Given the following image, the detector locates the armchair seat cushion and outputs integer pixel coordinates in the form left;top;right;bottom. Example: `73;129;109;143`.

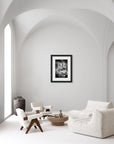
27;113;43;121
69;110;92;119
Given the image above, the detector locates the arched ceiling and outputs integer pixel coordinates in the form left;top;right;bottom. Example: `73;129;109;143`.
0;0;114;54
21;12;100;49
13;9;99;47
11;9;114;51
0;0;114;28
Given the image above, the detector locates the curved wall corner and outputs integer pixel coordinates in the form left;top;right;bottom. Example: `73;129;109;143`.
107;42;114;103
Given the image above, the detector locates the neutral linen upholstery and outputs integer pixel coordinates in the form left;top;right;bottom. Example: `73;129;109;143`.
31;102;44;111
68;100;114;138
99;109;114;137
69;100;113;119
43;105;52;114
16;108;28;128
85;100;113;111
31;102;52;116
16;108;43;129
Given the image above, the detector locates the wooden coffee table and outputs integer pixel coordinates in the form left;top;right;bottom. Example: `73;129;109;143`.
48;115;68;126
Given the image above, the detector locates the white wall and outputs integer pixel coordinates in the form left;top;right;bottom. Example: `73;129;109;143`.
11;9;114;111
0;29;4;122
108;43;114;103
0;0;114;122
16;21;106;111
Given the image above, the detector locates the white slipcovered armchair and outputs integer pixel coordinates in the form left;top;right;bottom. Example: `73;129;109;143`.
16;108;43;134
68;100;114;138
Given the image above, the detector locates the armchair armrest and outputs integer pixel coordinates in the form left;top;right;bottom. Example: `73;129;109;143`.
99;109;114;132
27;113;43;121
91;109;114;123
90;108;114;138
25;111;36;116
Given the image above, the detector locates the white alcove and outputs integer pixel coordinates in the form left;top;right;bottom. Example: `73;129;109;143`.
108;42;114;103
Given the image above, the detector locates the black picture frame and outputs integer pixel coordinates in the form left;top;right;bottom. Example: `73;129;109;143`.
51;55;72;82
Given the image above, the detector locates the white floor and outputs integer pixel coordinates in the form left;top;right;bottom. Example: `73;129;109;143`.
0;115;114;144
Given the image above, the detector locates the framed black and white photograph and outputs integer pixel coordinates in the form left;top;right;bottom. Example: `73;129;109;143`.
51;55;72;82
